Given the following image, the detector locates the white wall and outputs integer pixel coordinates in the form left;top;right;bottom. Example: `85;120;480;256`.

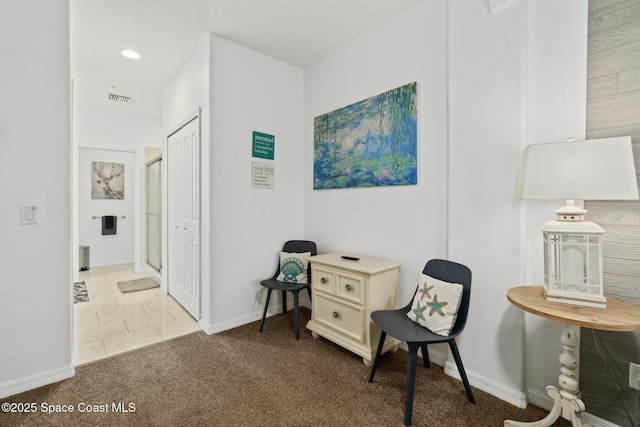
73;103;162;151
448;0;529;404
305;0;588;409
77;148;136;266
449;0;587;408
304;0;449;307
0;0;73;397
207;35;305;331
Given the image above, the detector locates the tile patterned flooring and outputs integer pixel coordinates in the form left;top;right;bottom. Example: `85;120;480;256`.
74;264;199;366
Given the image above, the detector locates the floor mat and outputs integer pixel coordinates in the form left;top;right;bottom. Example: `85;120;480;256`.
73;281;89;304
117;277;159;293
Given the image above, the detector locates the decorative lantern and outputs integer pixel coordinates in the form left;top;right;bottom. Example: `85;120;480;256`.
517;136;639;308
541;202;605;307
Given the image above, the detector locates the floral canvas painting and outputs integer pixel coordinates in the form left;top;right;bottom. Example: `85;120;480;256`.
314;82;417;189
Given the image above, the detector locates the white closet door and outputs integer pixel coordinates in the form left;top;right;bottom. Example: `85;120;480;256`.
167;115;200;319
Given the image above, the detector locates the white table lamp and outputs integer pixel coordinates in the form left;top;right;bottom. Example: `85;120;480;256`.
517;136;639;308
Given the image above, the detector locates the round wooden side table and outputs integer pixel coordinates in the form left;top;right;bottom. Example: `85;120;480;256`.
505;286;640;427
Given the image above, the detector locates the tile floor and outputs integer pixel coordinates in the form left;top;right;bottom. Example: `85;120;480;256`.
74;263;200;366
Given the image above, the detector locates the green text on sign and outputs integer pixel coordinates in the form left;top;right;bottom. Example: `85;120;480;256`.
252;131;275;160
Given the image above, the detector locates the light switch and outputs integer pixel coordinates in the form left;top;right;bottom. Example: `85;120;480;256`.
21;205;38;225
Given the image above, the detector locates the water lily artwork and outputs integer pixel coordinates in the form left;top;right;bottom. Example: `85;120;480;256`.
314;82;417;189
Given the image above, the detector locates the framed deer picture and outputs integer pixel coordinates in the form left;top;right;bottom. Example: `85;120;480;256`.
92;161;125;200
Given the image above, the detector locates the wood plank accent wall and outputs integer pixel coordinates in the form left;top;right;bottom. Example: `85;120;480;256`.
581;1;640;426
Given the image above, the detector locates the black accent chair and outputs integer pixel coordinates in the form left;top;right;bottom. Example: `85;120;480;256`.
368;258;475;426
258;240;317;340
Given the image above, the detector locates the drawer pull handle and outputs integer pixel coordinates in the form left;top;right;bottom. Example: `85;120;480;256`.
345;284;351;292
321;277;327;284
333;311;339;318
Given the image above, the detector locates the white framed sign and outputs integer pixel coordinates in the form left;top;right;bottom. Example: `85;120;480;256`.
252;162;274;189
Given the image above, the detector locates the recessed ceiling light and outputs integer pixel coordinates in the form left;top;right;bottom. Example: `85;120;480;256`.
121;49;141;59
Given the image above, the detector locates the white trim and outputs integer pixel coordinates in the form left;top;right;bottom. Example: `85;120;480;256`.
200;314;257;335
443;356;527;408
392;345;528;408
76;144;137;154
0;365;74;399
200;300;308;335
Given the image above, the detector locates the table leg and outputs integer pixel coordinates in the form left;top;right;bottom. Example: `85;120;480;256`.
504;324;591;427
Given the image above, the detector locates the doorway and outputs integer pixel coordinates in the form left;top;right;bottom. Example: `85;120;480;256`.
69;1;206;366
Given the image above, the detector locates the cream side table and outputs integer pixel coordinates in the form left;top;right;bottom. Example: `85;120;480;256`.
505;286;640;427
306;252;401;366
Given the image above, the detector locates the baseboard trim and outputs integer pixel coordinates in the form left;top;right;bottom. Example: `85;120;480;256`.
0;364;74;399
200;312;257;335
200;301;306;335
438;351;527;408
443;357;527;408
395;343;527;408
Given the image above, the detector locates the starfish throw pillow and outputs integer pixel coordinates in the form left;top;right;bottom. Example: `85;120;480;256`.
276;252;311;283
407;274;464;336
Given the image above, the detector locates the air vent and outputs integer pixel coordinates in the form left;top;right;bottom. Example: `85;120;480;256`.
107;93;132;103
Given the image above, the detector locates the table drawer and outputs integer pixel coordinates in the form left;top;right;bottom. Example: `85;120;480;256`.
336;272;364;304
313;266;335;294
314;293;363;341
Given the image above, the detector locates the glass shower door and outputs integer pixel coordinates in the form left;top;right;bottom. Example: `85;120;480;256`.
146;158;162;272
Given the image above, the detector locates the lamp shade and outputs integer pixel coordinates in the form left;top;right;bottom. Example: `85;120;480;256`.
517;136;639;201
518;136;638;308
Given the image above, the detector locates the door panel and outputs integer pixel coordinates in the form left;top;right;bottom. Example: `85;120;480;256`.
167;115;200;319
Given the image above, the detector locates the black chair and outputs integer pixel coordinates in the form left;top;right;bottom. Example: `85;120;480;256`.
258;240;317;340
368;258;475;426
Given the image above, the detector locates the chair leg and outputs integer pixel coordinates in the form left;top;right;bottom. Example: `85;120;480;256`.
420;344;430;368
404;343;420;426
448;340;475;404
259;288;273;332
368;331;387;383
293;291;300;340
306;286;312;301
282;290;287;314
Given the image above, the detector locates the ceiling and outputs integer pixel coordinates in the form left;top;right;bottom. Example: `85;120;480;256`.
71;0;421;118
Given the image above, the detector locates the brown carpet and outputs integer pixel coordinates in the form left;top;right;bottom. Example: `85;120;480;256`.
4;309;570;426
